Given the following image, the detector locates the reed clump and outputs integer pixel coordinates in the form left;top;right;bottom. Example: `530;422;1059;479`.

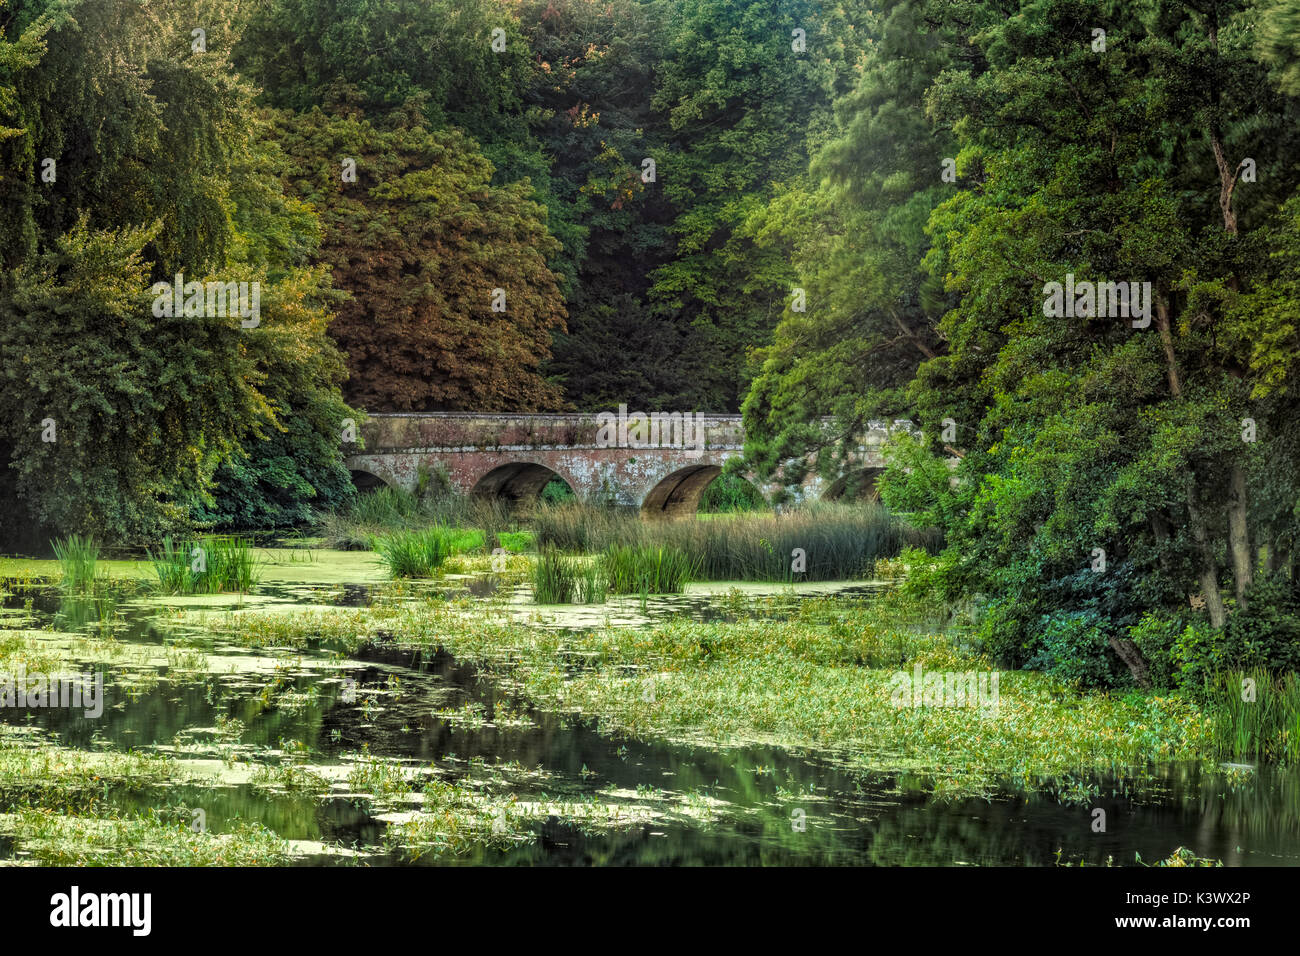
52;535;101;591
531;546;607;604
533;502;935;581
602;544;696;595
149;535;259;594
1206;669;1300;760
371;527;462;578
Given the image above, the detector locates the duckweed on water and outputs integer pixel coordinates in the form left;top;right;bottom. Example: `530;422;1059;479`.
211;588;1213;797
0;808;294;866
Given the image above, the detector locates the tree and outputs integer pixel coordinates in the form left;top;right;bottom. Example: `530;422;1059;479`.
743;0;973;484
0;219;270;541
0;0;359;540
742;0;1300;686
903;0;1300;678
274;101;568;411
648;0;872;409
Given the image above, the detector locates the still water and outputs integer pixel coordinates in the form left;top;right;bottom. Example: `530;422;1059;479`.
3;566;1298;866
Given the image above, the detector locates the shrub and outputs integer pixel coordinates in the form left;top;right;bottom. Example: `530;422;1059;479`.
1028;610;1125;689
540;479;575;504
1221;575;1300;672
1128;612;1185;691
974;595;1038;669
698;473;765;513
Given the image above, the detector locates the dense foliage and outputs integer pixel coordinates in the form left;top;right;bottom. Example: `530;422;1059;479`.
4;0;1300;700
0;0;355;540
747;0;1300;689
234;0;874;411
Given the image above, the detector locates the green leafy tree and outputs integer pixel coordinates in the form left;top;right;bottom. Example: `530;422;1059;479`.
0;220;270;540
648;0;872;409
743;0;973;484
0;0;359;539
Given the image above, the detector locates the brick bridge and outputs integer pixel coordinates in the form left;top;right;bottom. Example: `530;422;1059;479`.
344;413;907;517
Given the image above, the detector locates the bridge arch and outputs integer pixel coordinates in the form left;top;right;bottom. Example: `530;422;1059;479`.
822;467;886;502
470;461;577;504
348;468;392;493
641;464;724;518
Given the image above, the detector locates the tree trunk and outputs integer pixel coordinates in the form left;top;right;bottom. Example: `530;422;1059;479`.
1150;513;1172;572
1210;124;1255;612
1188;495;1228;629
1210;130;1240;236
1109;635;1152;689
1271;535;1293;580
1227;463;1252;608
1155;296;1227;628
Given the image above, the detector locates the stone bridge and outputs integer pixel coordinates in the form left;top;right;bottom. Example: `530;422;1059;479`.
344;412;908;517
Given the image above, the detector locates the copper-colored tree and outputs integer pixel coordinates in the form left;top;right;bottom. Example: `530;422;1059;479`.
276;102;568;411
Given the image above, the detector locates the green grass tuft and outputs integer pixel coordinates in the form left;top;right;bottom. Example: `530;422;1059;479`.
602;544;696;594
51;535;100;591
372;527;458;578
149;535;259;594
531;546;607;604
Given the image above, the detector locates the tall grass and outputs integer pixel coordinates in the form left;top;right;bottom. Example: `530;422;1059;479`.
1207;669;1300;760
602;544;696;594
350;486;424;526
319;486;515;551
51;535;100;591
530;503;639;554
372;527;459;578
533;502;936;581
149;535;259;594
531;547;606;604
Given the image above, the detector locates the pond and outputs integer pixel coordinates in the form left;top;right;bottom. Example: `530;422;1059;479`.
2;550;1298;866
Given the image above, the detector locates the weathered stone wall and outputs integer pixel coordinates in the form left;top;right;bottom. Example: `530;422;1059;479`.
353;412;745;453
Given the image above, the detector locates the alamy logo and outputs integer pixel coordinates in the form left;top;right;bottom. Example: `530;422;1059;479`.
1042;273;1151;328
889;664;999;713
151;272;260;327
0;665;103;718
50;886;151;936
595;404;705;458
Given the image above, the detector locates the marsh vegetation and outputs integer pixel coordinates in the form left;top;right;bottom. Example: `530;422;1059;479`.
1;495;1295;867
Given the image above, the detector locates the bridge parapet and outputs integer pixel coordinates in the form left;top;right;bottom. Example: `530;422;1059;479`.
355;411;746;453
